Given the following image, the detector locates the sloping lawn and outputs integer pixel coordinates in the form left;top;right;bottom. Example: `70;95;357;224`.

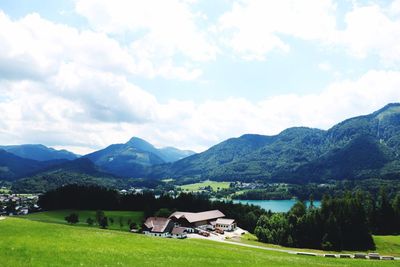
232;233;400;257
0;218;397;267
373;235;400;257
21;210;144;231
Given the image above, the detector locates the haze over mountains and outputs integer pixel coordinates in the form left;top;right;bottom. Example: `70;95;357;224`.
1;103;400;192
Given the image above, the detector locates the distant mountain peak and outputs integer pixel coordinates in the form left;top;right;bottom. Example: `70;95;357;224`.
127;136;149;144
84;137;195;177
126;137;156;150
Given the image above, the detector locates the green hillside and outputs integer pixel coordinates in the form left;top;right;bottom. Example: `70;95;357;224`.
21;210;144;231
0;218;396;267
11;159;121;193
155;103;400;183
234;233;400;257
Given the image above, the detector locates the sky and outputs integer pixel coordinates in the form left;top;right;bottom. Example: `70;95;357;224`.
1;0;400;154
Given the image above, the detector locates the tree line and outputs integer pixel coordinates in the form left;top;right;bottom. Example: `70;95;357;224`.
255;189;400;251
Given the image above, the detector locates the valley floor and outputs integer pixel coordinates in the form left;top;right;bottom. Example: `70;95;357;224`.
0;217;398;267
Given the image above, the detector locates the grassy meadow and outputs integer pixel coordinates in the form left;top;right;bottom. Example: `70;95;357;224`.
180;180;230;192
372;235;400;257
233;233;400;257
21;210;144;231
0;187;11;194
0;217;397;267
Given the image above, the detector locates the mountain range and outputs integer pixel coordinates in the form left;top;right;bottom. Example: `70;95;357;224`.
0;137;195;191
1;103;400;192
152;103;400;183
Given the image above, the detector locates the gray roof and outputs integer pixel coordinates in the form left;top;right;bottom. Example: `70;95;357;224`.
169;210;225;223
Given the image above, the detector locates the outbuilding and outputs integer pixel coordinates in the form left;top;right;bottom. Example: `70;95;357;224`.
215;218;237;231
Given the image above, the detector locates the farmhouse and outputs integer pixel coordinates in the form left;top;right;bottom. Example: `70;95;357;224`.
142;210;236;238
142;217;174;237
169;210;225;228
215;218;236;231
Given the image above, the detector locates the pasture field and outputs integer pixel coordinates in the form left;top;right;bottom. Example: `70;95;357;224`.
233;233;400;257
0;217;397;267
180;180;230;192
21;210;144;231
0;187;10;194
372;235;400;257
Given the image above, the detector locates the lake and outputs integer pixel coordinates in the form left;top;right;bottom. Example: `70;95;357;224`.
232;199;321;213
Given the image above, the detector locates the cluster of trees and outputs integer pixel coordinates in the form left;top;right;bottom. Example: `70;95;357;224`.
255;189;400;251
230;179;400;201
39;185;267;232
64;211;109;228
289;179;400;201
64;210;139;230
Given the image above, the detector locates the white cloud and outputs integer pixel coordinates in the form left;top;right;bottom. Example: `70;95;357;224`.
218;0;337;60
0;10;205;81
1;2;400;155
218;0;400;64
75;0;218;79
336;4;400;64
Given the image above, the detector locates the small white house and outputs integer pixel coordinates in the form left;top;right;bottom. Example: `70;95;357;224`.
215;218;236;231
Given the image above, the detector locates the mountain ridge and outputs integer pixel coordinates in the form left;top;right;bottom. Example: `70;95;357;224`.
152;103;400;182
0;144;78;161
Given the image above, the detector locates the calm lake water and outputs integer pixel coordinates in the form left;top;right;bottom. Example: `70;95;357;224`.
232;199;321;213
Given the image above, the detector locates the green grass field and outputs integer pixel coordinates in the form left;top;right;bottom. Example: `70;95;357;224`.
0;217;397;267
233;233;400;257
372;235;400;257
0;187;10;194
21;210;144;231
180;180;230;192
